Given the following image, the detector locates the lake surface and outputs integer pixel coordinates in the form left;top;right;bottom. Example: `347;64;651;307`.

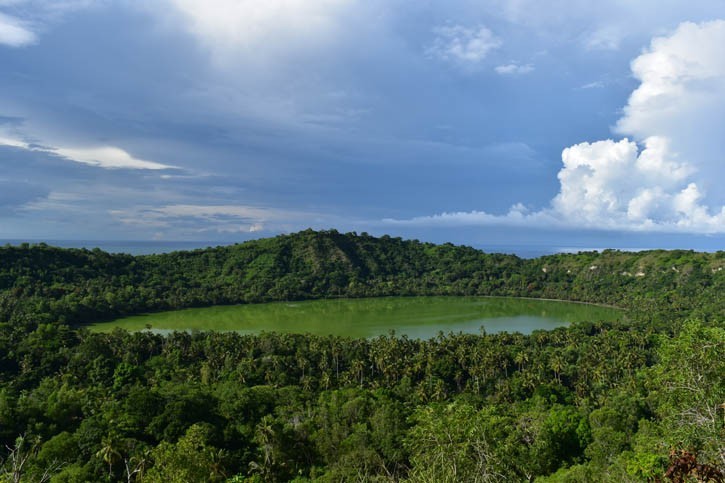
89;296;622;339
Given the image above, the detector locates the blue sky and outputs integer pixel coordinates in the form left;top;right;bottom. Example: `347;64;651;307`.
0;0;724;250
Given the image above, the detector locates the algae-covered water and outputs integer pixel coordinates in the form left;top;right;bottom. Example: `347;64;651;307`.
89;296;622;339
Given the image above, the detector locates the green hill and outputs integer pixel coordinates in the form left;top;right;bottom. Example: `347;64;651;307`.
1;229;722;329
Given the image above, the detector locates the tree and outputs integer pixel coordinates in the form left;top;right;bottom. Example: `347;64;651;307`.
1;433;60;483
405;402;507;482
632;321;725;474
95;435;122;480
145;424;226;483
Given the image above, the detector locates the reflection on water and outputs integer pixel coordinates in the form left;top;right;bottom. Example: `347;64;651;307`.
90;296;623;339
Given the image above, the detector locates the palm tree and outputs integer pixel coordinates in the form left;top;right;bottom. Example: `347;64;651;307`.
351;359;365;387
96;436;122;480
514;350;529;372
320;370;332;390
549;353;565;384
252;415;276;480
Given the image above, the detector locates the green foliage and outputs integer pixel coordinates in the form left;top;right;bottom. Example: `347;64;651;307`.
145;424;226;483
405;401;507;482
635;321;725;470
0;230;722;481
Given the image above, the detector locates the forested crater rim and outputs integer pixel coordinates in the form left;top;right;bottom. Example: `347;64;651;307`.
1;229;720;330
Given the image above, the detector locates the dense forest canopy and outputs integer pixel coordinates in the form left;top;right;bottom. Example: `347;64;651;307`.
0;230;723;482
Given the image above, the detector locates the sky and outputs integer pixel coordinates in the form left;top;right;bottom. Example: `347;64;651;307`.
0;0;724;250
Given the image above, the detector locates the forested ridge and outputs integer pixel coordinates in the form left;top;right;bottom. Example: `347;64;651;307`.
0;229;723;482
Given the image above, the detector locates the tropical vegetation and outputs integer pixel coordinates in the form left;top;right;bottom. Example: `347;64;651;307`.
0;229;722;481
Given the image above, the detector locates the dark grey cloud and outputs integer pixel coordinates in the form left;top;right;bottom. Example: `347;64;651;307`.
0;1;723;246
0;179;47;209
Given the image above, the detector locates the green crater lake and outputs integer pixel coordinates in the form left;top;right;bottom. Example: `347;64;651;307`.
89;297;622;339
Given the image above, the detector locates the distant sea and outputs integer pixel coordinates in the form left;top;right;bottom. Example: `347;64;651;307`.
0;240;225;256
0;239;657;259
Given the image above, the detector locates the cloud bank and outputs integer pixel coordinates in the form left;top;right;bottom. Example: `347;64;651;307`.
552;136;723;231
386;20;725;233
111;203;331;235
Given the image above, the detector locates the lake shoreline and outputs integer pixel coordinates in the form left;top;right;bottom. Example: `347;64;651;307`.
478;295;622;310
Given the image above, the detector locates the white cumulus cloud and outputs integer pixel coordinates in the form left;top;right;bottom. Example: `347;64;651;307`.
616;20;725;201
427;24;502;66
385;20;725;234
552;136;723;230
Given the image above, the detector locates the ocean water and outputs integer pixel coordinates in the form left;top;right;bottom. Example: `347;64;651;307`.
0;239;226;256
